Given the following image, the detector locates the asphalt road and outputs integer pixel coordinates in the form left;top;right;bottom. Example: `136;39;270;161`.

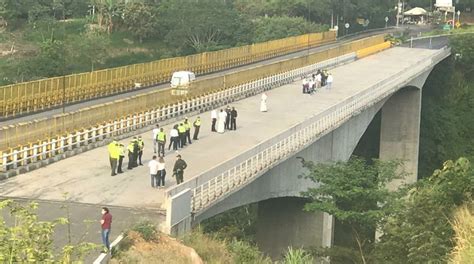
1;27;413;127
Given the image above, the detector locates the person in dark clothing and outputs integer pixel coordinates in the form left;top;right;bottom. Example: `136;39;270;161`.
225;106;231;130
132;137;139;168
173;155;187;184
321;70;327;87
127;141;135;169
230;107;238;130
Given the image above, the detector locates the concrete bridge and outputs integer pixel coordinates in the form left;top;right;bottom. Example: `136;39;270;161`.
0;44;450;258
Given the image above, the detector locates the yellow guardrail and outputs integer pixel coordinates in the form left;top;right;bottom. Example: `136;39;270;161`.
0;35;386;153
0;31;336;118
356;41;392;58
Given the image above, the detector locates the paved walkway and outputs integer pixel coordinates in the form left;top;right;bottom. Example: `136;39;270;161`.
0;47;439;210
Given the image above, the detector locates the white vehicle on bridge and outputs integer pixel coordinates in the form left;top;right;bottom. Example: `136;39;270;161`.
170;71;196;88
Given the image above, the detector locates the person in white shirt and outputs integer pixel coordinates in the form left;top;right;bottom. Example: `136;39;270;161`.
152;124;160;154
260;93;268;112
156;157;166;188
148;155;160;188
168;125;179;151
211;110;217;132
302;78;308;94
315;73;322;89
326;74;333;90
217;109;227;133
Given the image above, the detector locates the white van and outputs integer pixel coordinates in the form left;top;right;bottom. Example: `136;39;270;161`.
170;71;196;88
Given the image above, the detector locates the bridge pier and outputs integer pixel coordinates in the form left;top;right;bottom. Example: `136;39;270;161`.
380;87;422;189
256;197;333;260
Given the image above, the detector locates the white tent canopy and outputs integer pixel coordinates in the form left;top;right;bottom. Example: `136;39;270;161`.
404;7;428;16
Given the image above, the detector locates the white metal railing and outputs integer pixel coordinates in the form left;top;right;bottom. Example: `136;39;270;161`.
165;47;451;218
0;53;356;173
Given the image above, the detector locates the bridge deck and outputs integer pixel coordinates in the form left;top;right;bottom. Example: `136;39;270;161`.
0;47;439;209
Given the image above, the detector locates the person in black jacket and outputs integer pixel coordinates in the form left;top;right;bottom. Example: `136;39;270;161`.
225;106;232;130
230;107;238;130
173;155;187;184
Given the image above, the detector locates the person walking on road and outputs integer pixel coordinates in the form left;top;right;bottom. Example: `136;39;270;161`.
193;117;201;140
178;123;186;148
211;110;217;132
260;93;268;112
148;155;159;188
326;73;333;90
173;154;187;184
169;125;179;151
117;143;125;174
157;156;166;188
217;109;226;133
107;139;119;176
184;118;192;145
137;136;144;166
100;207;112;253
230;107;238;130
152;125;160;154
156;128;166;156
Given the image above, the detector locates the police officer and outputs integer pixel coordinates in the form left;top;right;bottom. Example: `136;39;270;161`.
127;140;135;169
131;137;139;168
184;118;192;145
117;143;125;173
137;136;144;166
107;139;119;176
177;123;186;148
173;154;187;184
156;128;166;156
193;117;201;140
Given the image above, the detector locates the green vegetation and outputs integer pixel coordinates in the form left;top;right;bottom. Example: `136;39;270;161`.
0;199;97;262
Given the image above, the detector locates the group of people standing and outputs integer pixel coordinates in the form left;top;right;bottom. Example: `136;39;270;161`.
211;105;238;133
107;136;144;176
152;116;202;156
302;69;333;94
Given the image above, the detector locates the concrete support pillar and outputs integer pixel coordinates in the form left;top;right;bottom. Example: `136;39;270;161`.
379;87;421;190
256;197;327;260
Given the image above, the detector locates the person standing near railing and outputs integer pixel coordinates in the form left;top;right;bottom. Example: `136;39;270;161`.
326;73;333;90
260;93;268;112
127;140;135;170
173;154;187;184
107;139;119;176
178;123;186;147
157;156;166;188
230;107;238;130
100;207;112;253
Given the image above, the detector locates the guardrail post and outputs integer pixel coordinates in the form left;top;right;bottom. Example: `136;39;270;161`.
1;152;7;172
12;150;18;169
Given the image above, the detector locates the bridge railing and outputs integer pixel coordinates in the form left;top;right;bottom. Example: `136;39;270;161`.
164;47;451;229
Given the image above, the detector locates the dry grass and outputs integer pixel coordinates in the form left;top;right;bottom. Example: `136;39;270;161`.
110;231;203;264
450;204;474;264
181;231;234;264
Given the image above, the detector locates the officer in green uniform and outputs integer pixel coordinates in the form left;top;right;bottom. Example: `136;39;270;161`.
156;128;166;156
107;139;119;176
177;123;186;148
184;118;192;145
137;136;144;166
127;141;135;169
193;117;201;140
117;143;125;173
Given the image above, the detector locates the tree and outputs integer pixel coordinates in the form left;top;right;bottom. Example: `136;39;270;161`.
67;30;110;72
0;200;97;262
92;0;124;34
373;157;474;263
123;2;157;43
300;157;403;264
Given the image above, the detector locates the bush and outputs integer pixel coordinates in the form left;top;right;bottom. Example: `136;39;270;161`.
228;239;272;264
131;220;157;242
181;231;233;264
282;247;314;264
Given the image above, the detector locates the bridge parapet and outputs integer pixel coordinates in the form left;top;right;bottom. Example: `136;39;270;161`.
163;47;451;234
